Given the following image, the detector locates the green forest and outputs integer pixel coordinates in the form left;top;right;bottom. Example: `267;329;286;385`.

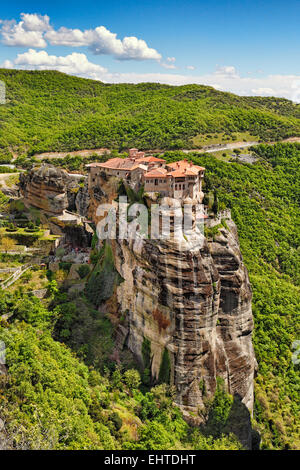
0;69;300;156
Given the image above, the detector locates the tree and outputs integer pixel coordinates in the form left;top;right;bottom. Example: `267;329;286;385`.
212;191;219;215
77;264;90;279
202;193;210;207
123;369;141;391
1;237;16;253
158;348;171;384
55;269;67;282
22;271;32;283
110;412;122;432
111;367;123;390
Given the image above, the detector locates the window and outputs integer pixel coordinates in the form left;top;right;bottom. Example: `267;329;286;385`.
182;184;185;189
155;179;158;185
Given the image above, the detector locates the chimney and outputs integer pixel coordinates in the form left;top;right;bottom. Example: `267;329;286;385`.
129;148;138;158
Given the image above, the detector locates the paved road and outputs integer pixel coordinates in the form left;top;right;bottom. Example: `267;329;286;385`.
182;141;259;154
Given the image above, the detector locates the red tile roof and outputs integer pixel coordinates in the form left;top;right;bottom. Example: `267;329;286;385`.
144;167;168;178
87;158;134;170
138;156;165;163
167;160;205;172
167;170;187;178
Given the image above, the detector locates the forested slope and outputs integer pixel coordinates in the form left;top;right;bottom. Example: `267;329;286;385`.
0;69;299;155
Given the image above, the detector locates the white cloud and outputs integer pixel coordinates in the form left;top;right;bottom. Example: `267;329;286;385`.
0;13;161;61
14;49;107;79
187;65;195;70
160;56;176;69
5;51;300;102
215;65;239;78
20;13;51;32
45;25;161;60
0;13;50;47
161;62;176;69
0;59;13;68
251;87;276;95
44;27;91;47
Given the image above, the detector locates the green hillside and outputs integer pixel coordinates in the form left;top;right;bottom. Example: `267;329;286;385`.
0;69;300;156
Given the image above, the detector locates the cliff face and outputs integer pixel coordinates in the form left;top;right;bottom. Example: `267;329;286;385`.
75;180;90;217
19;164;82;215
19;165;69;215
111;217;256;416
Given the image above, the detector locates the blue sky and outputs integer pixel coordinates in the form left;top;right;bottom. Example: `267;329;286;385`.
0;1;299;100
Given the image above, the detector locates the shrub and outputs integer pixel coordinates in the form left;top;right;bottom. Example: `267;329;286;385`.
110;412;123;433
158;348;171;385
77;264;90;279
123;369;141;390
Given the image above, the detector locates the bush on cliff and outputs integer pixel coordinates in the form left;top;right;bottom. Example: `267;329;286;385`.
85;242;123;308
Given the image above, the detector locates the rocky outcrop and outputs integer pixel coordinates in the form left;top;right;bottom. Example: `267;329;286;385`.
19;164;83;215
19;164;69;215
110;215;256;417
0;184;19;198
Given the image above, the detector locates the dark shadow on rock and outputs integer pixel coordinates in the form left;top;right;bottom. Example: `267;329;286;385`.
224;394;261;450
202;393;261;450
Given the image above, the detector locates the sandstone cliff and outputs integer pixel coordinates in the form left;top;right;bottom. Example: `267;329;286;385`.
111;216;256;415
19;164;83;215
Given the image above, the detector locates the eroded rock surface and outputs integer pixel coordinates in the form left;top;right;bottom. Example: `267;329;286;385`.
19;164;70;215
111;218;256;416
75;180;90;216
19;164;83;215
